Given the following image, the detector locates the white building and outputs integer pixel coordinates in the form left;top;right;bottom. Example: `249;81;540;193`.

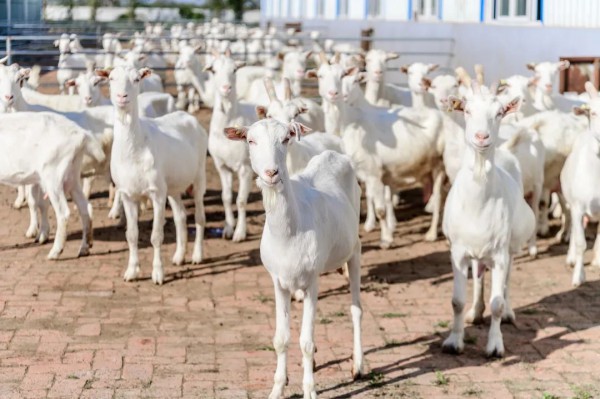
261;0;600;87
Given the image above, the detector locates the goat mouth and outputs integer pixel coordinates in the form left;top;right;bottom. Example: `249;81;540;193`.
115;100;130;107
472;142;491;151
259;177;281;187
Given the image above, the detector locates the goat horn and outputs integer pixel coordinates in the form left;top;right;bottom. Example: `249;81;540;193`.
283;77;292;101
455;66;472;86
474;64;484;85
263;77;277;102
319;51;328;65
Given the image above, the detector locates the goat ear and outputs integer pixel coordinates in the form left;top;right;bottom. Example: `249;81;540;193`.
92;76;106;86
137;54;147;62
526;62;537;71
95;69;110;79
573;104;590;117
400;64;410;74
17;68;31;81
428;64;439;73
386;52;399;61
203;64;214;73
502;96;521;116
357;72;368;84
225;48;232;58
224;126;248;140
447;95;465;112
256;105;268;120
422;77;432;90
585;81;598;98
193;44;203;53
53;39;59;47
303;50;313;60
305;69;318;79
343;67;359;77
65;79;77;88
138;67;152;80
234;61;246;71
287;121;312;139
558;60;570;71
527;76;539;87
277;52;285;61
496;80;508;94
0;56;8;65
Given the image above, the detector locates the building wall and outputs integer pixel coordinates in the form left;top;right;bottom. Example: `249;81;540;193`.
0;0;42;23
265;17;600;88
263;0;600;27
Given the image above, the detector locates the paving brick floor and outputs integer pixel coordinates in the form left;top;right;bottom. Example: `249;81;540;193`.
0;158;599;398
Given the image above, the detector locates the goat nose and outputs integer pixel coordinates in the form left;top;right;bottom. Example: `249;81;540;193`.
117;93;128;98
475;132;489;141
265;169;279;178
328;90;338;97
4;95;13;101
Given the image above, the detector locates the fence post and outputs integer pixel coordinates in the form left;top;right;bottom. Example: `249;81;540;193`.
360;28;373;52
7;36;12;65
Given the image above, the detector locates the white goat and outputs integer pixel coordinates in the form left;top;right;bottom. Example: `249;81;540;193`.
256;78;343;176
400;62;438;108
0;112;104;258
313;63;445;246
363;49;400;107
562;82;600;286
100;66;207;285
442;84;535;357
207;50;256;242
225;119;364;399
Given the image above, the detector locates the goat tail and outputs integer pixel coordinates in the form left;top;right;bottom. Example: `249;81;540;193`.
82;132;106;164
28;65;42;89
500;129;525;151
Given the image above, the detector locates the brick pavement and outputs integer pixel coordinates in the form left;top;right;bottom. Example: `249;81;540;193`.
0;166;599;398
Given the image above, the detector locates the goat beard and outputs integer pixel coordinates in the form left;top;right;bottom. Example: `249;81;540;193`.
256;177;283;212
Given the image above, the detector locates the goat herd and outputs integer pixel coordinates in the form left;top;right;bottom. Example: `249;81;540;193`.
1;20;597;398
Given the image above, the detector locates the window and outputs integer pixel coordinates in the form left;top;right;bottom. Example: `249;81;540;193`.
495;0;540;21
317;0;326;17
416;0;439;20
339;0;349;17
367;0;381;17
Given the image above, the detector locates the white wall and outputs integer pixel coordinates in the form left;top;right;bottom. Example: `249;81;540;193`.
45;6;181;22
443;0;481;22
264;17;600;87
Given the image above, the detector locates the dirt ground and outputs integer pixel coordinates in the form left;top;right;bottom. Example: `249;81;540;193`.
1;72;600;399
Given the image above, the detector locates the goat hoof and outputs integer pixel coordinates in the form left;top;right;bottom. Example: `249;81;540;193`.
123;265;140;282
528;245;538;258
442;334;464;355
37;232;49;245
424;231;438;242
191;252;203;264
25;227;38;239
363;220;376;232
486;346;505;358
77;246;90;257
351;363;364;380
379;240;392;249
501;310;516;325
464;309;485;325
47;250;62;260
222;225;234;239
232;233;246;242
172;252;185;266
152;266;164;285
108;208;120;220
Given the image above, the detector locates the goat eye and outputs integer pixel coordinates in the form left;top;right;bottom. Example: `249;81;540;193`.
465;110;471;116
248;139;256;145
282;138;290;144
133;78;140;83
592;112;597;117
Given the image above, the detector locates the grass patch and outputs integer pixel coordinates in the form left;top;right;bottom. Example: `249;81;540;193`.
368;371;385;387
463;386;482;396
572;385;594;399
67;374;79;379
254;294;273;303
541;393;560;399
384;339;401;348
433;371;449;386
332;311;346;317
382;312;408;318
436;320;450;329
464;334;477;345
319;318;332;325
258;345;275;352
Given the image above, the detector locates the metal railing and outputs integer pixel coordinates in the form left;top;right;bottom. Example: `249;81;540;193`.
0;28;456;92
